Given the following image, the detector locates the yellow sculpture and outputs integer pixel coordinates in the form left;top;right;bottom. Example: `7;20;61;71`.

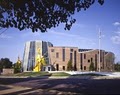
17;56;21;64
33;48;46;72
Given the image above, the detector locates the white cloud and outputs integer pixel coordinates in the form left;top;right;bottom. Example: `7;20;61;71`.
111;36;120;44
49;30;96;46
113;22;120;26
111;29;120;44
49;30;81;37
0;34;12;39
49;30;88;40
115;28;120;35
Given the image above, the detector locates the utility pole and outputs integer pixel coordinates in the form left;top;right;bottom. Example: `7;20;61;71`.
98;28;101;72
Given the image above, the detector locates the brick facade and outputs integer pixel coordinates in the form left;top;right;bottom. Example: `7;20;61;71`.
48;47;114;72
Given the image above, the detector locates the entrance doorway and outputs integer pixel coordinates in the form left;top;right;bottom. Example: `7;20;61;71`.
56;64;59;71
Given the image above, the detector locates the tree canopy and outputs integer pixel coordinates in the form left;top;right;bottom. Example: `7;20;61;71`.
67;60;73;71
89;62;95;71
114;62;120;71
13;57;22;73
0;0;104;32
0;58;13;72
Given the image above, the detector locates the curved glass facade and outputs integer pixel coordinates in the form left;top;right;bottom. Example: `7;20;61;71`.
23;40;53;72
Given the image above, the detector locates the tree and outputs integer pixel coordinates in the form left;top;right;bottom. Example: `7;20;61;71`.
114;62;120;71
0;58;13;72
67;60;73;71
13;56;22;73
14;62;21;73
89;62;95;71
0;0;104;32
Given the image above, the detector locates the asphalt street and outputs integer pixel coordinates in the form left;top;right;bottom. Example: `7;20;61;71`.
0;77;120;94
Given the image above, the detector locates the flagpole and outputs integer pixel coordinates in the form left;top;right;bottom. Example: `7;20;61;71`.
98;28;101;72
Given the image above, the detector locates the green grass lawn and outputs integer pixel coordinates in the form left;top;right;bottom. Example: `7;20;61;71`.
14;72;71;77
51;72;70;77
14;71;51;77
13;71;71;77
1;71;106;78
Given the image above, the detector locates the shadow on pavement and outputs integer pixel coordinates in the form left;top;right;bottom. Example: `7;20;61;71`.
1;76;120;94
0;76;50;85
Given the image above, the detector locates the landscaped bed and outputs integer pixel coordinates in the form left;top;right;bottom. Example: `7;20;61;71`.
51;72;70;77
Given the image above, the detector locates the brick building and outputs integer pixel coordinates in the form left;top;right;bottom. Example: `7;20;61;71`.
48;47;114;72
22;40;115;72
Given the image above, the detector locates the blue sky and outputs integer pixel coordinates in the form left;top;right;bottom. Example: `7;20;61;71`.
0;0;120;63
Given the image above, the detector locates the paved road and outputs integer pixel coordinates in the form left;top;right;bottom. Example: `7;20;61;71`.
0;77;120;94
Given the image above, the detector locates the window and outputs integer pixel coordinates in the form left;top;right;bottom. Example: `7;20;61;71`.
51;49;54;52
100;51;102;62
88;59;90;63
74;51;77;71
56;52;59;58
95;54;97;69
102;52;104;69
70;53;73;62
84;54;86;59
80;53;83;70
84;66;86;70
74;51;76;64
63;66;65;70
70;49;73;52
48;67;51;71
98;50;102;62
56;64;59;71
80;53;83;64
62;49;65;61
91;58;93;62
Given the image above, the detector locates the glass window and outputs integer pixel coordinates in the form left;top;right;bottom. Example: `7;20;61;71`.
56;64;59;71
74;51;76;64
56;52;59;58
88;60;90;63
91;58;93;62
80;53;82;64
100;51;102;62
95;54;97;70
70;49;73;52
84;54;86;59
84;66;86;70
62;49;65;61
51;49;54;52
70;53;73;62
63;66;65;70
48;67;51;71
